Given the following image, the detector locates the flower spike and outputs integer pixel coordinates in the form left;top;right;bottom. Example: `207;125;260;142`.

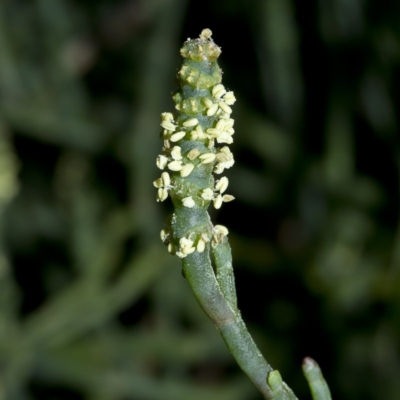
152;29;313;400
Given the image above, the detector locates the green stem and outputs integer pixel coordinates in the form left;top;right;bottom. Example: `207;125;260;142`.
302;358;332;400
183;250;275;398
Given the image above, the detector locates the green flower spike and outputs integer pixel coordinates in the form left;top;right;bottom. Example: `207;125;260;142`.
154;29;331;400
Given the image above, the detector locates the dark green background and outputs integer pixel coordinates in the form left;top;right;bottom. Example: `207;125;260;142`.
0;0;399;399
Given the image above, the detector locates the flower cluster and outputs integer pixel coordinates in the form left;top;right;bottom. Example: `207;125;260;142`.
153;93;236;206
160;225;229;258
153;171;171;202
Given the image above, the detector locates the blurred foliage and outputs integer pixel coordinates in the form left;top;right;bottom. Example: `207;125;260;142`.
0;0;399;399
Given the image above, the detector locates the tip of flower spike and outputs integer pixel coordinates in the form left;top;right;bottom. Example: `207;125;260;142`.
180;28;221;61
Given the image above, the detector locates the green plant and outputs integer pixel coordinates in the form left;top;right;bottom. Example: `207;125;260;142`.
154;29;332;400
